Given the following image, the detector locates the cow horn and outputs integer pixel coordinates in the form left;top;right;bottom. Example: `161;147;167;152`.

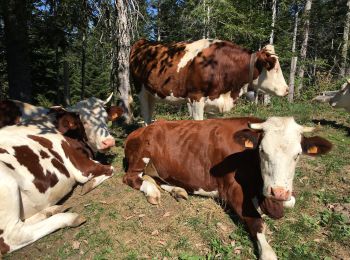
249;122;263;130
104;93;113;105
302;126;315;133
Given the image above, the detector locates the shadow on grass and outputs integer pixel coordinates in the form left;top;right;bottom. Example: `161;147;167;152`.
312;119;350;136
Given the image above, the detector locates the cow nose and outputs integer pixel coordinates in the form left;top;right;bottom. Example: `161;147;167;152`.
101;138;115;149
284;88;289;96
270;187;290;201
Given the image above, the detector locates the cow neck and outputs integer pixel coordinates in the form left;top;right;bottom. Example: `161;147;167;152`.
248;52;257;91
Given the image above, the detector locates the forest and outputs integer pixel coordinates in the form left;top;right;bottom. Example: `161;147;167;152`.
1;0;350;107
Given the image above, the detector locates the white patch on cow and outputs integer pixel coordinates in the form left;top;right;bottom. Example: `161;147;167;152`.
283;195;296;208
330;82;350;112
187;97;205;120
257;231;278;260
177;39;221;72
250;117;304;201
140;179;160;199
142;157;150;164
204;91;235;114
193;188;219;198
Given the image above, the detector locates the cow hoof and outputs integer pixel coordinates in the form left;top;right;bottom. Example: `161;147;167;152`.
171;187;188;201
146;196;160;205
71;215;87;227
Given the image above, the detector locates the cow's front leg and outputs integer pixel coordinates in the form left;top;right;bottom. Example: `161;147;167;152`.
187;98;205;120
123;157;161;205
24;205;71;224
139;85;155;125
80;163;114;194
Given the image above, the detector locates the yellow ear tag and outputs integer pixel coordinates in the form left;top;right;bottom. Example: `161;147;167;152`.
245;139;254;148
307;146;318;154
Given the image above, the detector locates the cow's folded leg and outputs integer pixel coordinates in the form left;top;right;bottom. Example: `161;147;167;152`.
24;205;71;224
5;213;86;253
283;195;296;208
160;184;188;201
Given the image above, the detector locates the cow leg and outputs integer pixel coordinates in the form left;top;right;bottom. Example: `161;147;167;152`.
138;86;154;125
160;184;188;201
0;177;85;254
283;195;296;208
226;186;277;260
24;205;71;225
188;99;205;120
123;158;161;205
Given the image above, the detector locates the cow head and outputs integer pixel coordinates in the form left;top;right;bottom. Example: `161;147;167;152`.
329;80;350;112
234;117;332;201
253;45;289;97
67;93;123;152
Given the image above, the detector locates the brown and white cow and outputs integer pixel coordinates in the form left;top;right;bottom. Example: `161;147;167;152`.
0;108;120;254
123;117;332;259
0;94;122;152
329;79;350;112
130;39;289;124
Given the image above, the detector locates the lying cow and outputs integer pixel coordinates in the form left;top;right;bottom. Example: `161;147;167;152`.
329;79;350;112
123;117;332;259
0;93;122;152
0;107;121;254
130;39;289;124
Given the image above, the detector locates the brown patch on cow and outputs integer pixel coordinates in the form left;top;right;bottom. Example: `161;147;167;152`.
0;237;10;254
0;148;8;154
28;135;53;150
61;139;113;177
0;229;3;235
28;135;64;163
3;162;15;170
51;158;70;178
0;100;21;128
13;145;59;193
40;150;50;159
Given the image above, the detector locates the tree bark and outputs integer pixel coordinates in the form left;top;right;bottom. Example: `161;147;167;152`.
288;5;299;102
297;0;312;93
2;0;32;102
114;0;132;122
81;32;86;99
340;0;350;77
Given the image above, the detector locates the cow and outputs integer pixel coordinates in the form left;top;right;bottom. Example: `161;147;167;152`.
0;93;123;152
329;79;350;112
123;117;332;260
129;38;289;124
0;106;122;254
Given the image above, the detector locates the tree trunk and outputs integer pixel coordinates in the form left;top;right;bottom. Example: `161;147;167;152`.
288;5;299;102
340;0;350;77
2;0;32;102
81;32;86;99
297;0;312;93
63;47;70;106
264;0;277;105
114;0;132;123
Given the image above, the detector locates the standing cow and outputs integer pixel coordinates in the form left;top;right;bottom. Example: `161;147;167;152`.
0;106;122;254
130;39;289;124
329;79;350;112
123;117;332;259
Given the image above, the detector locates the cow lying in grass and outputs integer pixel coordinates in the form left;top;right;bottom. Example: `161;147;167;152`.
123;117;332;260
0;93;122;152
0;106;122;254
329;79;350;112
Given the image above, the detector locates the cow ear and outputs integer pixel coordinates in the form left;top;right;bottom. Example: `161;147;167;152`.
256;51;277;71
301;136;332;156
233;129;261;149
57;113;78;134
106;106;124;122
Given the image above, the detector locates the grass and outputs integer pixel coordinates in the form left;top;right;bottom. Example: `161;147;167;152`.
6;98;350;259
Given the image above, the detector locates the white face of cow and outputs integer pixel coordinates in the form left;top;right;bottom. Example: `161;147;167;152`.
249;117;305;201
68;95;115;152
253;45;289;97
329;82;350;112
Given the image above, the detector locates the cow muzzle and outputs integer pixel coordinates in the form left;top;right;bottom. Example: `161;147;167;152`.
270;186;291;201
100;137;115;151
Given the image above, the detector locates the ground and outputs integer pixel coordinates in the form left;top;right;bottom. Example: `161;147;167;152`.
6;98;350;260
